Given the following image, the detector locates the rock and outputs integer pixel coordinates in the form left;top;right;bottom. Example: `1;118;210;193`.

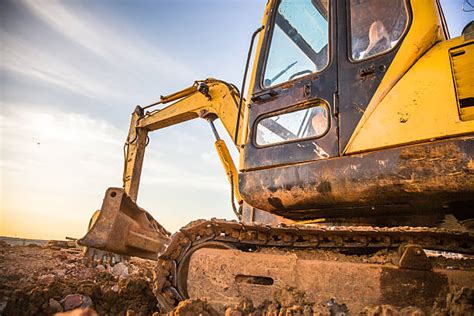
65;263;76;270
95;264;105;272
327;298;349;316
225;307;243;316
363;305;401;316
37;274;55;285
400;307;424;316
172;299;219;316
76;267;95;279
111;262;129;278
61;294;93;311
49;298;63;313
78;281;97;297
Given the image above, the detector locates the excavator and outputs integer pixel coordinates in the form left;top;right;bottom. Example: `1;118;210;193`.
79;0;474;314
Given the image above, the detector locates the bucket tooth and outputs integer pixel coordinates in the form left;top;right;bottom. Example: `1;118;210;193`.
78;188;171;260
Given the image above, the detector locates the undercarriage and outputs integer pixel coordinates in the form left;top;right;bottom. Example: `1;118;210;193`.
154;219;474;314
79;188;474;314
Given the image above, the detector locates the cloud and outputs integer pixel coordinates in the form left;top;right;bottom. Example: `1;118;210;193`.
0;102;126;238
0;0;197;106
0;32;120;100
0;1;244;238
0;102;126;194
22;0;193;79
0;103;234;238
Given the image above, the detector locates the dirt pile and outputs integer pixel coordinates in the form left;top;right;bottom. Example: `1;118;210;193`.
0;242;158;315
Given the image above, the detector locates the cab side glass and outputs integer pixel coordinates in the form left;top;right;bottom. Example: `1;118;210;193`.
350;0;408;61
256;105;329;146
263;0;329;88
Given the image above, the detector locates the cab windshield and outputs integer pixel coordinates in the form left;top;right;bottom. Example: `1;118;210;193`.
263;0;329;88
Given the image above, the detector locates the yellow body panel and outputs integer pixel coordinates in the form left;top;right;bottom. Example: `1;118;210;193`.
345;36;474;153
214;139;242;204
344;0;446;153
450;42;474;121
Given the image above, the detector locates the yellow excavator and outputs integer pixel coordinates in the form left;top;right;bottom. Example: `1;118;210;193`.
79;0;474;314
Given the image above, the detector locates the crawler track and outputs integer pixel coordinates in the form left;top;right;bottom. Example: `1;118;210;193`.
153;219;474;313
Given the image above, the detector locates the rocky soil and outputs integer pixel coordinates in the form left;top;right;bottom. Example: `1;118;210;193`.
1;241;473;316
0;241;158;315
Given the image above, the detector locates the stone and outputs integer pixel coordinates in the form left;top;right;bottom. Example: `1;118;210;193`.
49;298;63;313
37;274;55;285
95;264;106;272
61;294;93;311
225;307;243;316
111;262;129;278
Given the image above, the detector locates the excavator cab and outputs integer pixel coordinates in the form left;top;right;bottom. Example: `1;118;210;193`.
80;0;474;313
240;0;473;225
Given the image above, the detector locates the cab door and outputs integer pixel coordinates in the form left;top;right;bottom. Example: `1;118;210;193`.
337;0;410;152
243;0;338;171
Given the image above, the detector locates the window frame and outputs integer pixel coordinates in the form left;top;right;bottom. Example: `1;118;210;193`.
259;0;333;90
346;0;410;63
253;100;331;148
436;0;450;39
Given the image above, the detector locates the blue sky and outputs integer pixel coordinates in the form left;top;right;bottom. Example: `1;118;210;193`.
0;0;472;239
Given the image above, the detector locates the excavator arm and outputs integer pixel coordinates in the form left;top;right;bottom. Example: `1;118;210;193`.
79;78;244;259
123;78;243;202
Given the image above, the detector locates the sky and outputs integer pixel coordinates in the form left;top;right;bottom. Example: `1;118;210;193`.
0;0;266;240
0;0;472;240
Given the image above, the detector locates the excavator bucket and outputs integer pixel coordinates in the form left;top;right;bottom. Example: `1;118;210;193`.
78;188;171;260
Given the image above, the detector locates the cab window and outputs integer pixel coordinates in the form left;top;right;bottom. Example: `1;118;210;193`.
349;0;408;61
263;0;329;88
256;104;329;146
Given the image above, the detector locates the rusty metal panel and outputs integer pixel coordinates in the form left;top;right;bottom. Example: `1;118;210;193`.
239;136;474;220
186;248;474;314
78;188;170;260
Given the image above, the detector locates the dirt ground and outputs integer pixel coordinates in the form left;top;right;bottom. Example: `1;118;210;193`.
1;241;473;316
0;241;158;315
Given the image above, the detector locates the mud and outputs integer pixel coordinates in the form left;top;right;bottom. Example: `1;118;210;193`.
173;283;473;315
0;242;158;315
1;241;472;315
220;287;473;316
